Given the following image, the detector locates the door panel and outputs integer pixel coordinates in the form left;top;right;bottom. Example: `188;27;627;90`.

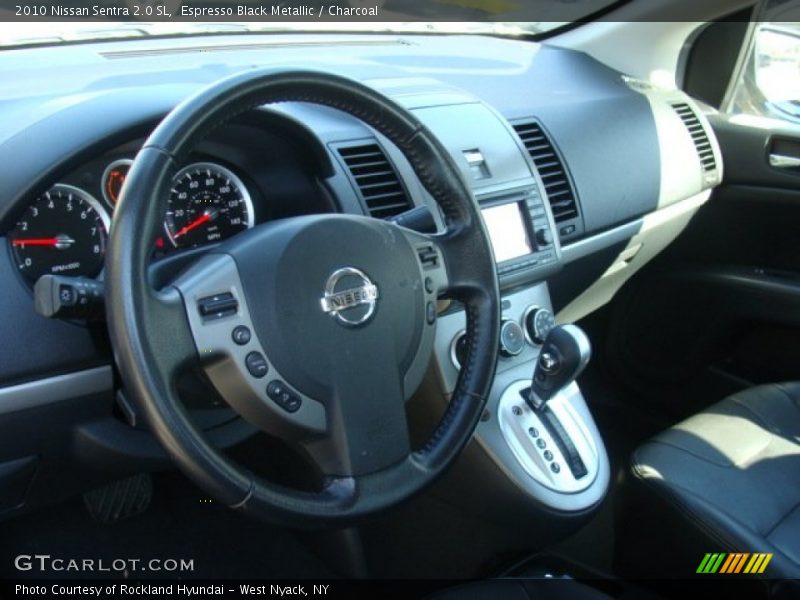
601;114;800;417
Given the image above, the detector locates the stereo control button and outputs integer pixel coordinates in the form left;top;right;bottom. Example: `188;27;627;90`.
267;380;302;413
535;228;553;246
426;301;436;325
245;352;268;379
232;325;251;346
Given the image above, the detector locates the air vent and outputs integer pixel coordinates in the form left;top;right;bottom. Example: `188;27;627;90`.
513;122;579;223
337;143;412;219
672;103;717;173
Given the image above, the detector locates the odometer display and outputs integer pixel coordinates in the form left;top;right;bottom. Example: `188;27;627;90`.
9;184;110;285
165;162;254;249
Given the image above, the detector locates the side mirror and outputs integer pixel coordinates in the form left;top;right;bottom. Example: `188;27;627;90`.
755;26;800;120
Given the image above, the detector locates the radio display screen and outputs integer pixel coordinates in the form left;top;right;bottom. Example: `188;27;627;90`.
480;201;532;263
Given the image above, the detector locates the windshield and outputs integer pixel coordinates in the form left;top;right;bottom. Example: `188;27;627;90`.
0;0;624;47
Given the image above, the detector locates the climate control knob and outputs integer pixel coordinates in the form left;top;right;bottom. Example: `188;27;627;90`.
500;319;526;357
523;306;555;345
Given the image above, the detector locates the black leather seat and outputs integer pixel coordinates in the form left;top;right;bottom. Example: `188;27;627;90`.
627;382;800;579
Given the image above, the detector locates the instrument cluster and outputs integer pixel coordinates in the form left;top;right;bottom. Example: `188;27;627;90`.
8;158;256;285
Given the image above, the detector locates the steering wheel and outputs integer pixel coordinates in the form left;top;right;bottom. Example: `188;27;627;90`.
105;69;500;526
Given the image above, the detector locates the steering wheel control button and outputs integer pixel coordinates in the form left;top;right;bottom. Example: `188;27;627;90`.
424;277;434;294
245;352;268;379
543;450;554;461
528;427;539;438
550;462;561;474
320;267;379;327
426;301;436;325
267;380;302;413
536;438;547;450
232;325;251;346
499;320;525;357
197;292;238;321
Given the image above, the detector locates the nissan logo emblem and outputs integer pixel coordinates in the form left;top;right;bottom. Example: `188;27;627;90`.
320;267;379;327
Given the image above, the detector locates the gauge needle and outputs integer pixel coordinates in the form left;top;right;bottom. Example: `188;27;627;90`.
174;211;216;239
12;235;75;249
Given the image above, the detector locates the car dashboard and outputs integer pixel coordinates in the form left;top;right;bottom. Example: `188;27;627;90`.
8;112;339;273
0;32;723;519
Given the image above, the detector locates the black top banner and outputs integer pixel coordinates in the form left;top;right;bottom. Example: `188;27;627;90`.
1;0;797;24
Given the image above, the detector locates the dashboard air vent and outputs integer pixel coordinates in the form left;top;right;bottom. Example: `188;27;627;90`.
337;143;412;219
513;121;579;223
671;103;717;172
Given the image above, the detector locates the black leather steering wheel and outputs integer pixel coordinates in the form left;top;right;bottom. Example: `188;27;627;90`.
105;69;500;526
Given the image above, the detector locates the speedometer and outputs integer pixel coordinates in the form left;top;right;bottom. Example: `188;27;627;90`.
8;184;110;285
164;162;254;249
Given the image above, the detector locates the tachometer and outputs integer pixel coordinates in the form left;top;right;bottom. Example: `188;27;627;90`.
9;184;110;285
164;162;254;249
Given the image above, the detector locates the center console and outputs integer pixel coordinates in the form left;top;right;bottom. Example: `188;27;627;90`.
406;92;609;520
433;285;610;515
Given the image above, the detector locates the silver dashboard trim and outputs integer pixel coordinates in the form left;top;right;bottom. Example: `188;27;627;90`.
449;329;467;370
560;219;642;264
521;304;541;346
498;380;598;494
474;362;611;512
0;366;113;414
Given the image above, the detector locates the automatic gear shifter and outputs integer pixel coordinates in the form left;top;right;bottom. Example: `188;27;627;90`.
496;320;607;498
528;324;591;411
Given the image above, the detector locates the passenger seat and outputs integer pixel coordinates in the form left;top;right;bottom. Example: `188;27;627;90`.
622;383;800;582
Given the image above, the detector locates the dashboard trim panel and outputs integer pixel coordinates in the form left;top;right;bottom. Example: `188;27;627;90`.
0;366;112;414
561;219;643;264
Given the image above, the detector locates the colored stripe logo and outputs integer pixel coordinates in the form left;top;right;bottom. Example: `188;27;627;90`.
697;553;773;574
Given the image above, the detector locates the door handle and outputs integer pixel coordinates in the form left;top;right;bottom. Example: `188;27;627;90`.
769;153;800;169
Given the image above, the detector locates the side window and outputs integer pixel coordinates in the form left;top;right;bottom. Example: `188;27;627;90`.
727;0;800;124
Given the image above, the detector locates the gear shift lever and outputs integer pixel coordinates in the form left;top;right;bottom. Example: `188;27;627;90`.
496;323;600;489
528;324;591;411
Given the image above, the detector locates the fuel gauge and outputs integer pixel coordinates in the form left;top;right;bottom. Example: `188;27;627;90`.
101;158;133;206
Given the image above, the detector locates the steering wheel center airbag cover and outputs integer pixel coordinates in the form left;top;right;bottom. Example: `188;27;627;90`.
224;214;425;402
